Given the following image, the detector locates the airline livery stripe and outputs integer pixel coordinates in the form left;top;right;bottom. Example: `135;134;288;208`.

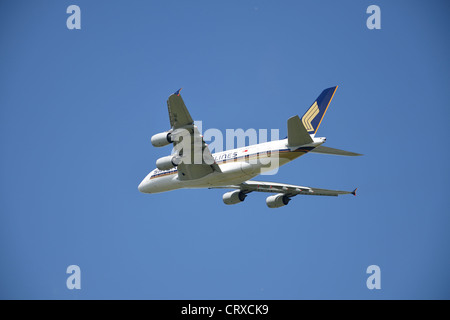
149;147;313;180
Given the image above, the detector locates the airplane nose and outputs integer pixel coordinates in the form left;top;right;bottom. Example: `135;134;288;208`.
138;179;149;193
138;171;155;193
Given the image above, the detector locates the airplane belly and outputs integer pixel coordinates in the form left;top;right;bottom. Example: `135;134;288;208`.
240;162;257;175
207;162;258;185
221;162;256;177
179;152;304;189
176;162;256;189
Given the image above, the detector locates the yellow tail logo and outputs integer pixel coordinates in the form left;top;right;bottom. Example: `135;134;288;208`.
302;101;319;132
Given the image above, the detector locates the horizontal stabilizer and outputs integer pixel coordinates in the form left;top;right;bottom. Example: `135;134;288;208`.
287;115;313;147
310;145;362;156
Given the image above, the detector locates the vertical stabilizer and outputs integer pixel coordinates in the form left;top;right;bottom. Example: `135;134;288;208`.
301;86;338;135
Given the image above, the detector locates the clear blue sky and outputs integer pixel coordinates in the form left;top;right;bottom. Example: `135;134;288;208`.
1;0;449;299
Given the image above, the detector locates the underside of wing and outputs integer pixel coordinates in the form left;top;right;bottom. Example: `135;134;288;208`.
211;180;356;197
167;89;194;129
210;180;356;208
167;90;221;180
175;125;221;180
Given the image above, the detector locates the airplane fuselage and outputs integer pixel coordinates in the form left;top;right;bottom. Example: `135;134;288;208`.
138;137;325;193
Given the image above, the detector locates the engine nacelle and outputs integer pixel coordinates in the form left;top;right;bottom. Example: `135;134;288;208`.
223;190;247;205
151;132;172;147
266;193;291;208
155;155;182;171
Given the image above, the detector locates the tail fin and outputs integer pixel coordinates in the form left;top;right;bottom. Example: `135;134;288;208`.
301;86;338;135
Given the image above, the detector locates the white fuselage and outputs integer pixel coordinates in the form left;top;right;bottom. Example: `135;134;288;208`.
138;137;325;194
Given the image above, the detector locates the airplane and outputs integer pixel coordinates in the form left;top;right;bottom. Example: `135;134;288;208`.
138;87;361;208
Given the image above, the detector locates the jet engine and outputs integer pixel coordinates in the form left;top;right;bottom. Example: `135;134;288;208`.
156;155;182;171
223;190;247;205
151;132;173;147
266;193;291;208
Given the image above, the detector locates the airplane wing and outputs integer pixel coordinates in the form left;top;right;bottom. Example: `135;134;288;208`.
211;180;357;197
167;89;194;129
167;89;221;180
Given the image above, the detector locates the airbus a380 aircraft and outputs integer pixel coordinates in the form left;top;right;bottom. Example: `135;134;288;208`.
138;87;361;208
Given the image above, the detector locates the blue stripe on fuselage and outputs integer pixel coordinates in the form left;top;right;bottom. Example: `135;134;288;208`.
150;147;314;179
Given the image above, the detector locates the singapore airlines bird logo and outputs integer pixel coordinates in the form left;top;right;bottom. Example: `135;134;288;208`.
302;101;319;132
